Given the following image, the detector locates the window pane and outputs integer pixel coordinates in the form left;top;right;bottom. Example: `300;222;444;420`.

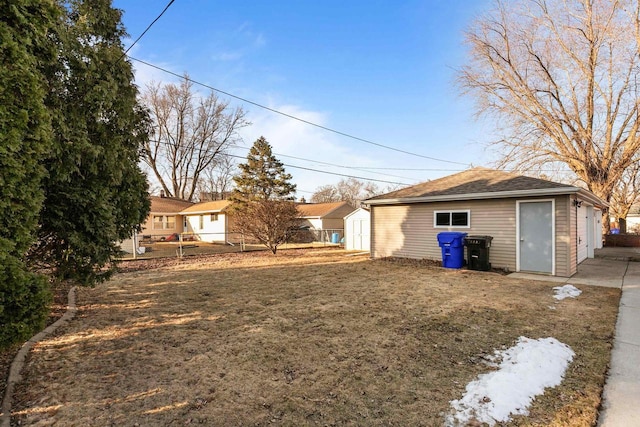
451;212;468;226
166;216;175;229
153;216;163;230
435;212;450;226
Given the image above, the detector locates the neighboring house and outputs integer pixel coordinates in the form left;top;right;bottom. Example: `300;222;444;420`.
297;201;356;240
363;167;607;277
140;195;194;240
180;200;233;243
344;207;370;251
626;213;640;234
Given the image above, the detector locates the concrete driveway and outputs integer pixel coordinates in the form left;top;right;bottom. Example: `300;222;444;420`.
510;249;640;426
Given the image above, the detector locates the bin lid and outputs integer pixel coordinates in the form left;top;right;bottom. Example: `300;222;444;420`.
464;235;493;241
437;231;468;243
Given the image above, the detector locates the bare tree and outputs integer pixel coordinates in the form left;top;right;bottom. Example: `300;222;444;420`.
141;77;249;201
311;178;387;206
459;0;640;231
197;156;237;201
310;184;340;203
611;163;640;232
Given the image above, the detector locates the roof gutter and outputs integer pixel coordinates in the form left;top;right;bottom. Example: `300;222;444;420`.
364;187;608;208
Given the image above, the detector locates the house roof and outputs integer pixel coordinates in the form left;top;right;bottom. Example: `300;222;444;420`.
365;167;608;207
150;196;194;214
297;201;353;218
180;200;231;214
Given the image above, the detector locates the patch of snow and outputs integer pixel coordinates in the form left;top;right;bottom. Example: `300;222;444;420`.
445;337;574;426
553;284;582;300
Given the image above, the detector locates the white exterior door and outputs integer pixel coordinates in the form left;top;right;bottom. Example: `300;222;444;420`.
577;204;588;263
594;209;603;249
518;200;554;274
351;219;370;251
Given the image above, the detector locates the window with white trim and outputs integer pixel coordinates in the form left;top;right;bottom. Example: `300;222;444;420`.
153;215;176;230
434;210;470;228
210;213;219;221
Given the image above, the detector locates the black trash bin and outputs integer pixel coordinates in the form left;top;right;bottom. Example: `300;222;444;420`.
464;236;493;271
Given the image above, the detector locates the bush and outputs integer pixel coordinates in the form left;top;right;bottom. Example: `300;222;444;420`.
0;251;51;349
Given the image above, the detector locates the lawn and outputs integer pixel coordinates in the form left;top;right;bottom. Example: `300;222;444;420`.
9;248;620;426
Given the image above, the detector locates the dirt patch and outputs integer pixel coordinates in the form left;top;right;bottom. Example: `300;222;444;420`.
9;249;620;426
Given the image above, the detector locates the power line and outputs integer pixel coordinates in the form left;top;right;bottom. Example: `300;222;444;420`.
227;154;410;186
128;56;471;166
231;149;419;181
145;138;412;186
118;1;175;63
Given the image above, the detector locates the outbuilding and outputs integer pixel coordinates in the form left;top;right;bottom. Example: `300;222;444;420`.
344;207;370;251
364;167;607;277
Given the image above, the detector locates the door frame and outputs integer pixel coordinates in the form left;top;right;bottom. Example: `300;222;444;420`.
516;199;556;275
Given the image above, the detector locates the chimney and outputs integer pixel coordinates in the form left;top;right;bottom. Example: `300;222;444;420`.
160;190;165;198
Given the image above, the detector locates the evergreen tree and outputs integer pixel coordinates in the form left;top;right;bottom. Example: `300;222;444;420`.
0;0;59;347
231;137;300;253
30;0;150;284
232;136;297;202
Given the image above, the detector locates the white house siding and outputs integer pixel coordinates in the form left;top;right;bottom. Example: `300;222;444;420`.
185;213;227;243
371;195;572;275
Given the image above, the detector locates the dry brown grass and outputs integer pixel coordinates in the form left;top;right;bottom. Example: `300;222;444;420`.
10;249;619;426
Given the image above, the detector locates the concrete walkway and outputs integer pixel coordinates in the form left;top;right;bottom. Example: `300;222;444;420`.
598;260;640;426
509;250;640;425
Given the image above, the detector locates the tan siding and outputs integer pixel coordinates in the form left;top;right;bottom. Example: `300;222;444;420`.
371;195;575;276
372;200;518;271
554;195;571;277
569;195;578;275
322;218;346;230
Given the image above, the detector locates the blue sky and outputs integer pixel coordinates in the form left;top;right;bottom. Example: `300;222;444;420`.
114;0;497;197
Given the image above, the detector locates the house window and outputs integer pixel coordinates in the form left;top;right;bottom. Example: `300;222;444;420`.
153;215;176;230
199;215;204;230
434;210;470;228
210;213;219;221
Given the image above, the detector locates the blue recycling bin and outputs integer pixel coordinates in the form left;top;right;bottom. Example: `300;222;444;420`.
331;232;340;244
437;232;467;269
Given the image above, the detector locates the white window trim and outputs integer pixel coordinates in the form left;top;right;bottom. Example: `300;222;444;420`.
433;210;471;228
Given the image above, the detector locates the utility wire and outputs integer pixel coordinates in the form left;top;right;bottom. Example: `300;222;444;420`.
225;154;410;186
230;148;418;181
129;56;471;166
145;138;412;186
117;1;175;63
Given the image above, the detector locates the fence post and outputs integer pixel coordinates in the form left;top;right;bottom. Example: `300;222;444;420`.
132;233;138;260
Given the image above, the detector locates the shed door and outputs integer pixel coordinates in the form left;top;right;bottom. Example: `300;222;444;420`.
518;201;554;274
577;204;588;263
352;219;370;251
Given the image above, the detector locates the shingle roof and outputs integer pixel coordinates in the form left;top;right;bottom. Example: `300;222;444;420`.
150;196;194;214
297;201;352;218
367;167;574;201
180;200;231;214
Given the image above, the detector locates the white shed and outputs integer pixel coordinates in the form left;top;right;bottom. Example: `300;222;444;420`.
344;208;370;251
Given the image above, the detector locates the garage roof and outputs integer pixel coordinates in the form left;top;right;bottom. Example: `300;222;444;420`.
365;167;607;207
